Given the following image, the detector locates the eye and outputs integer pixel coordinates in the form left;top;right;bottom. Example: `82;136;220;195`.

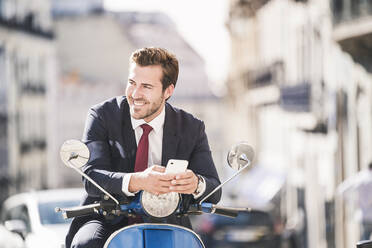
144;85;152;89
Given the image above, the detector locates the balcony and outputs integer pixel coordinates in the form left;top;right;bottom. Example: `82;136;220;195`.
242;62;283;106
244;61;284;89
332;0;372;25
332;0;372;72
20;82;46;95
20;139;46;154
280;83;311;112
0;14;54;39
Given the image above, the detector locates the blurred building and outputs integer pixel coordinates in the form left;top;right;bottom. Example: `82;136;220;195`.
331;0;372;246
49;1;131;187
226;0;372;247
332;0;372;72
51;0;103;17
49;2;224;188
0;0;56;196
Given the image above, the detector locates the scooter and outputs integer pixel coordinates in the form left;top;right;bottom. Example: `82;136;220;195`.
56;140;255;248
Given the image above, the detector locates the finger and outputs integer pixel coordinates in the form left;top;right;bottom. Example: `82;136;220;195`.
171;178;193;186
155;186;171;194
157;173;176;181
175;170;194;180
145;180;171;191
152;165;166;173
169;184;194;192
147;171;173;181
159;187;171;194
148;184;171;194
158;180;172;188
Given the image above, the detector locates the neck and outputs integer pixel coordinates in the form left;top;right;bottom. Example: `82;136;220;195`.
144;102;165;123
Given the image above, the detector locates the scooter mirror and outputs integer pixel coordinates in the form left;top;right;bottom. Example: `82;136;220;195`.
200;142;255;204
60;139;90;169
59;139;120;204
227;142;255;170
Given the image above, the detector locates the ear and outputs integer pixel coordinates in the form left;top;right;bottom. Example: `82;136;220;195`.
164;84;175;100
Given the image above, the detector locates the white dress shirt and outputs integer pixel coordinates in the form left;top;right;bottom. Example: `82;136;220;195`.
122;106;205;198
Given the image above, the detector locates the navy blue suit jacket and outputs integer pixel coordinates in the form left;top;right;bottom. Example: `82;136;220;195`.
66;96;221;246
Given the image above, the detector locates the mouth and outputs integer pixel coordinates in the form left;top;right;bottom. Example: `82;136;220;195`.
134;101;145;106
132;99;147;107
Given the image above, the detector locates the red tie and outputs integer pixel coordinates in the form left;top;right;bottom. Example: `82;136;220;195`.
134;124;153;172
129;124;153;225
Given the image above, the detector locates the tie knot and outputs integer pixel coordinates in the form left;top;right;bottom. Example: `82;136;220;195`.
141;124;153;135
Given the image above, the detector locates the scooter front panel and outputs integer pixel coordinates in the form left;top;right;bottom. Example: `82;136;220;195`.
104;223;205;248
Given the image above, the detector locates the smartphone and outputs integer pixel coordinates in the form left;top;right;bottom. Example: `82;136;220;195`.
165;159;188;174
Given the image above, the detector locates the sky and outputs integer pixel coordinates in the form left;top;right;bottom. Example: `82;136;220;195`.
104;0;230;87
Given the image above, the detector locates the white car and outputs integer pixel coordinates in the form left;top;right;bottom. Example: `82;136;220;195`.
0;224;25;248
1;188;85;248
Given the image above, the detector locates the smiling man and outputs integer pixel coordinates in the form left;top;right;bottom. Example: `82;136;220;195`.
65;47;221;248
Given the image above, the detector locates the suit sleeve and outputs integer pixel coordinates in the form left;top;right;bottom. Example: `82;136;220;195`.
81;108;128;198
188;121;221;204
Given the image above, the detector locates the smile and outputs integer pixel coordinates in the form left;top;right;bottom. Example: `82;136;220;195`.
133;101;146;106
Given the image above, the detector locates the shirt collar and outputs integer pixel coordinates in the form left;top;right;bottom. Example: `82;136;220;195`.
130;105;165;133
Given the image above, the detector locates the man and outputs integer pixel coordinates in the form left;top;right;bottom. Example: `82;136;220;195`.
338;162;372;240
66;47;221;248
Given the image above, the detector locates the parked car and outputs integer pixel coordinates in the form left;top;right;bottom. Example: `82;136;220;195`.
0;224;25;248
194;209;282;248
1;188;84;248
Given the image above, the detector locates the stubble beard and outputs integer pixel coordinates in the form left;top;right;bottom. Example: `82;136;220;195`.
130;94;165;121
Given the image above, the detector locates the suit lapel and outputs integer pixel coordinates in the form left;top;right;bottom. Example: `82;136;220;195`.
162;103;180;166
120;97;137;172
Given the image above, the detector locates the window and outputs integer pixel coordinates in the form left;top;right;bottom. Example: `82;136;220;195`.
0;0;3;18
0;46;6;109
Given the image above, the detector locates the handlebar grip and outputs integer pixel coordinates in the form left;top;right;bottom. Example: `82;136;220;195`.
357;240;372;248
213;207;239;218
198;203;249;218
60;203;101;219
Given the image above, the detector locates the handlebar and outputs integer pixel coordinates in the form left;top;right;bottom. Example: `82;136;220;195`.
212;206;239;218
56;201;251;220
197;203;250;218
55;203;102;219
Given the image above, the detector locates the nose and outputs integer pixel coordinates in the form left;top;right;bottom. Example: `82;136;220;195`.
130;85;142;99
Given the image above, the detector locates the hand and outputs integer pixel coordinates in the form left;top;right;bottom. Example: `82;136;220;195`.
129;165;174;195
169;169;198;194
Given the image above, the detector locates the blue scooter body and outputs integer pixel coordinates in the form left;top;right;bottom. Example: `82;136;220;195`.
104;223;205;248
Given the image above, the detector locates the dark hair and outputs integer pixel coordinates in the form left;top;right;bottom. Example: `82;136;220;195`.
130;47;179;91
369;162;372;170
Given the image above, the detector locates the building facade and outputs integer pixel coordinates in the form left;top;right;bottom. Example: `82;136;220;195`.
0;0;56;196
226;0;372;247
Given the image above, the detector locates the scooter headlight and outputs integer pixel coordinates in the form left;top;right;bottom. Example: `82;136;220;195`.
140;191;180;218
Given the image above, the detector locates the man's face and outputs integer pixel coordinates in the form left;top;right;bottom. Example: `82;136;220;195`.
126;63;174;122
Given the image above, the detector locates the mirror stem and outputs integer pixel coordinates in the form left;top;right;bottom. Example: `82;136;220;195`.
67;160;120;205
68;152;89;161
200;159;252;204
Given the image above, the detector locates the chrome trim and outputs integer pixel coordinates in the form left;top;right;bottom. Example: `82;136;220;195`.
67;160;119;205
210;205;216;214
200;160;251;204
